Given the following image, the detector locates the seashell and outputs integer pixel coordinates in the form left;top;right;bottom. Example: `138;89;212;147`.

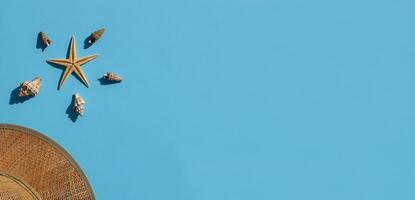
103;72;122;82
39;32;51;46
88;28;105;44
73;94;85;116
19;77;42;97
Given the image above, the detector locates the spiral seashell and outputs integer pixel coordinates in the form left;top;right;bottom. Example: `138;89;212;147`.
19;77;42;97
39;32;51;46
103;72;122;82
88;28;105;44
73;94;85;116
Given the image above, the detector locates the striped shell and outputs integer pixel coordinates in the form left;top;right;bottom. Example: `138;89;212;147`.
88;28;105;44
19;77;41;97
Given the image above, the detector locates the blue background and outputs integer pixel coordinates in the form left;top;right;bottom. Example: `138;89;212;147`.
1;0;415;199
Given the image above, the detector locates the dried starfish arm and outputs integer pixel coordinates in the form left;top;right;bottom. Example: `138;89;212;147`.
68;36;77;61
77;54;98;65
73;64;89;87
58;67;75;89
47;59;72;66
46;36;98;89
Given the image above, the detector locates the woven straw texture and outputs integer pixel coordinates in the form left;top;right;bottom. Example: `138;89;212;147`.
0;173;40;200
0;124;95;200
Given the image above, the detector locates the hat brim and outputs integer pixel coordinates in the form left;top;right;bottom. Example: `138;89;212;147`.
0;124;95;200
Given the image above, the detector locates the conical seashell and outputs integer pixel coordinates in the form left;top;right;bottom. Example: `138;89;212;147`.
88;28;105;44
39;32;51;46
103;72;122;82
19;77;42;97
73;94;85;116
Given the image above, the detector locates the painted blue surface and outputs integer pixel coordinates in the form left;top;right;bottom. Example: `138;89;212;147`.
1;0;415;199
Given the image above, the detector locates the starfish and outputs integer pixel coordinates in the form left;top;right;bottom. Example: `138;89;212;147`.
47;36;98;89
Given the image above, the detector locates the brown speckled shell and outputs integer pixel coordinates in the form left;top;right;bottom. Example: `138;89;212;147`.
18;77;41;97
39;32;51;46
88;28;105;44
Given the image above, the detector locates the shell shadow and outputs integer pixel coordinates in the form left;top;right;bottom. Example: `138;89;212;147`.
97;77;120;85
36;33;47;52
9;86;34;104
66;96;79;122
84;35;92;49
45;61;66;90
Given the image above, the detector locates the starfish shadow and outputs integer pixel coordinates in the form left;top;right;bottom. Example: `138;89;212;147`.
66;39;72;58
36;33;47;52
66;96;79;122
84;35;92;49
45;61;65;90
9;86;34;104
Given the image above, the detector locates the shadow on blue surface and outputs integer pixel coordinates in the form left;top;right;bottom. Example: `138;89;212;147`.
65;96;79;122
9;86;34;104
36;33;47;52
97;77;120;85
83;35;92;49
45;61;68;90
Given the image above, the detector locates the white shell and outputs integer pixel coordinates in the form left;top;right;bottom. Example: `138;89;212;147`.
73;94;85;116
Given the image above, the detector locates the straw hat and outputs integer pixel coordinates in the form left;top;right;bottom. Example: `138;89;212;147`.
0;124;95;200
